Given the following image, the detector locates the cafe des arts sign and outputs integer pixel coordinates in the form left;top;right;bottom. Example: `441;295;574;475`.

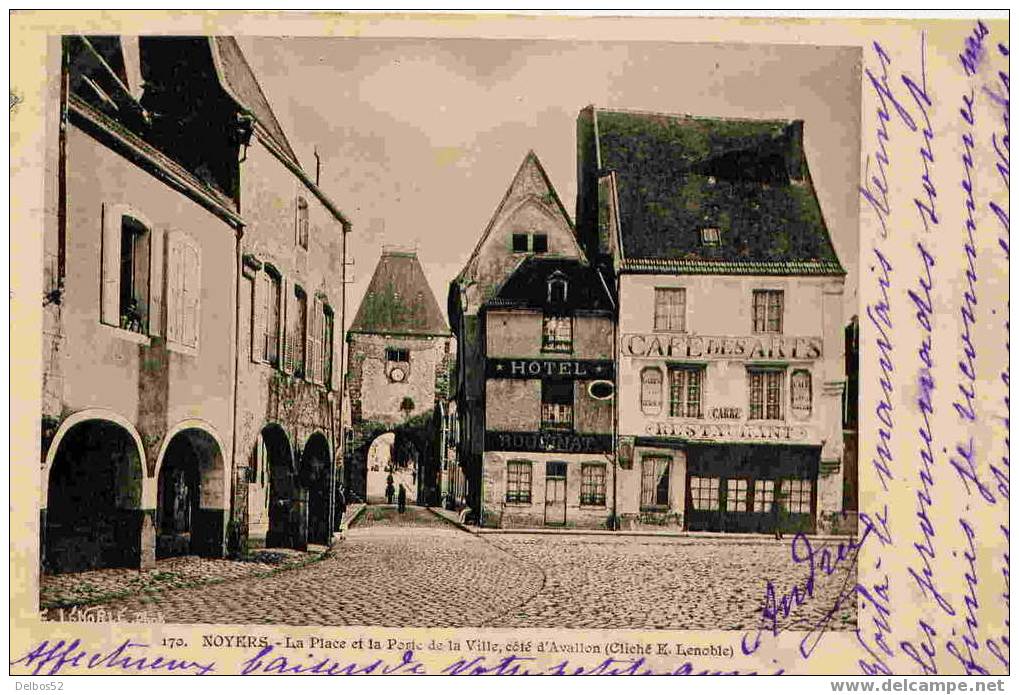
620;333;823;361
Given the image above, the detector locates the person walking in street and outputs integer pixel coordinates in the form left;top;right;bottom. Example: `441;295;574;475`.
397;484;407;513
385;473;395;505
335;484;347;531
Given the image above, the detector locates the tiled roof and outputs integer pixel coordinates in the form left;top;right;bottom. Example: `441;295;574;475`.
350;252;451;336
621;258;845;276
486;257;614;312
589;108;844;274
211;37;299;166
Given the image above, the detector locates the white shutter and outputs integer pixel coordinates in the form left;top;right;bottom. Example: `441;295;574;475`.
251;270;266;363
100;203;122;326
309;297;321;383
165;231;184;344
183;238;201;349
282;278;294;374
148;228;164;337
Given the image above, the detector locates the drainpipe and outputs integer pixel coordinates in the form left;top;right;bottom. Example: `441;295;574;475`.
229;222;245;556
611;271;620;531
338;222;350;495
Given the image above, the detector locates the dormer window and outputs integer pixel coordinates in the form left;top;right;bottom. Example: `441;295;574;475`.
700;227;721;247
547;273;568;304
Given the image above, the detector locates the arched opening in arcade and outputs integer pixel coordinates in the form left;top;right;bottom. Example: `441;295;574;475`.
44;419;145;573
155;428;226;559
248;424;307;550
365;432;421;505
299;432;333;545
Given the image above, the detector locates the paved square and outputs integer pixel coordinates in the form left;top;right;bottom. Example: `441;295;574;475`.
75;506;857;632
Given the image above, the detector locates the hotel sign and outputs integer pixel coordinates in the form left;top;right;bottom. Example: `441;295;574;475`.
644;421;813;443
621;334;822;361
486;358;614;380
486;430;613;454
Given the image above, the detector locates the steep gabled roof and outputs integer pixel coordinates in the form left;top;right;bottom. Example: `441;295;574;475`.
589;107;844;275
487;256;614;313
210;36;300;166
454;150;583;285
350;251;450;337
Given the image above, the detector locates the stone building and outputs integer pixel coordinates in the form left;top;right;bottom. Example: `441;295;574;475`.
576;107;847;534
40;36;350;572
344;250;454;506
449;152;615;528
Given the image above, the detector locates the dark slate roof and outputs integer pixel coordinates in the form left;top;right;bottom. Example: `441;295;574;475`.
592;108;844;275
486;257;614;312
211;36;299;165
350;252;451;336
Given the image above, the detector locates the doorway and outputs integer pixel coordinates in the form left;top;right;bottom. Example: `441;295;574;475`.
544;461;567;526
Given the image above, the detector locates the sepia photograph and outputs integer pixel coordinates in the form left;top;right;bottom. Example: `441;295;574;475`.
12;10;1010;681
35;32;862;633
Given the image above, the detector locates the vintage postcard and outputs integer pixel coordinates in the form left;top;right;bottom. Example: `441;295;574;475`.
8;10;1010;681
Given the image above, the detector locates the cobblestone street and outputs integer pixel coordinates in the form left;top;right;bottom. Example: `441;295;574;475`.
62;506;857;631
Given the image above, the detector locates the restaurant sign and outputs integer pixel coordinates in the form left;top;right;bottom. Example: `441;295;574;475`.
644;420;813;443
621;334;822;361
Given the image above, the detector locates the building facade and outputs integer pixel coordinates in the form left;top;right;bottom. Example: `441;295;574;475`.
576;107;847;534
344;250;454;506
40;35;351;573
450;152;616;528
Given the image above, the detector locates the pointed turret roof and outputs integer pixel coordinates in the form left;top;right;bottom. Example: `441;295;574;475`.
350;251;450;337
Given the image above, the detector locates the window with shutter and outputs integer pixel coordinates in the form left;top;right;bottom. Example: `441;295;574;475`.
165;231;201;351
323;305;335;389
251;269;266;363
282;280;294;374
265;269;282;366
101;204;157;335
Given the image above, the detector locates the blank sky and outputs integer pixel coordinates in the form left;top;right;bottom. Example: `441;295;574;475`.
238;37;861;328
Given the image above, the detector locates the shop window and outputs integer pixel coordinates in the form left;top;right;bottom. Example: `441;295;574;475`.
753;480;775;512
669;366;704;418
541;380;573;431
640;456;670;509
512;233;529;252
753;290;784;333
296;196;309;250
781;479;812;514
506;460;532;503
580;463;606;506
654;287;686;332
532;233;549;253
749;369;784;420
725;478;749;512
791;369;812;413
689;476;720;511
640;368;663;415
542;314;572;353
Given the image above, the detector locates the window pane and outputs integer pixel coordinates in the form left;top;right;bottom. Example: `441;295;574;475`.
507;461;532;503
654;288;686;331
669;367;703;418
581;463;606;506
542;314;572;352
532;234;548;253
690;476;720;511
512;234;528;252
753;480;775;512
641;456;670;508
726;479;749;512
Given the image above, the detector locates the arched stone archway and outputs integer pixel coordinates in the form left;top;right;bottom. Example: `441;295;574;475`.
349;420;434;506
300;432;332;545
43;418;146;573
155;427;227;559
247;424;307;550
